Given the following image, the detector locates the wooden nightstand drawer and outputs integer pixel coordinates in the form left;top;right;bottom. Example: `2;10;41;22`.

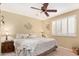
1;41;15;53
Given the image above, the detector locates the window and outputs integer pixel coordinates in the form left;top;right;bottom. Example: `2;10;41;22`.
52;15;76;36
61;18;67;35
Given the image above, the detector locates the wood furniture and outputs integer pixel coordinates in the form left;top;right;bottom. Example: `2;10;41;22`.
72;47;79;55
1;41;15;53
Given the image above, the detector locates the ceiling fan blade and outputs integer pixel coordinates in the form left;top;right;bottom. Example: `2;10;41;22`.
43;3;49;8
44;12;49;17
31;7;41;10
41;3;49;10
47;10;57;12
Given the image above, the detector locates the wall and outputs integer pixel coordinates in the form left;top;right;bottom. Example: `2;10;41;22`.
0;11;44;43
43;9;79;49
4;11;43;34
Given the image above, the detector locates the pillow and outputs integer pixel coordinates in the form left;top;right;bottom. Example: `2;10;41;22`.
29;34;42;38
16;34;29;39
16;34;24;39
16;33;43;39
16;34;20;39
29;34;37;38
23;34;29;39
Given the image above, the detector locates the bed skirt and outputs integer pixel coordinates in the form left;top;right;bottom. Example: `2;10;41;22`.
37;45;58;56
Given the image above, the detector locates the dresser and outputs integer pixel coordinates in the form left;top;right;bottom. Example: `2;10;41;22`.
1;41;15;53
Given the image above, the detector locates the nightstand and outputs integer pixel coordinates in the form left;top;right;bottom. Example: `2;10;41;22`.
1;40;15;53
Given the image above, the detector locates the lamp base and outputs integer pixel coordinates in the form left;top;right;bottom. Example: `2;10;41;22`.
6;35;8;40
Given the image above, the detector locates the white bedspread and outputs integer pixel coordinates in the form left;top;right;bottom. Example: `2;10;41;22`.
14;38;57;56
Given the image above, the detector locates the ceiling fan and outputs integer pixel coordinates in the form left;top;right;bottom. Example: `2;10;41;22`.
31;3;57;17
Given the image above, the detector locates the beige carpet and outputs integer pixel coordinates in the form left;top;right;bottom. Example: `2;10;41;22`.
47;47;77;56
1;46;77;56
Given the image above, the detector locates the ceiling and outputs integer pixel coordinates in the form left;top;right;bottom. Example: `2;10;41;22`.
1;3;79;20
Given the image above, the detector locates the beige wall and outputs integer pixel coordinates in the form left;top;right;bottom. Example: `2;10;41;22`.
43;9;79;49
2;11;43;35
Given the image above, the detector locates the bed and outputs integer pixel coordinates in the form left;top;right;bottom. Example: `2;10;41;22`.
14;34;57;56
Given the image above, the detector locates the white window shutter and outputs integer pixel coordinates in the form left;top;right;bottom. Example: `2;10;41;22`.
68;16;76;36
61;18;68;35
